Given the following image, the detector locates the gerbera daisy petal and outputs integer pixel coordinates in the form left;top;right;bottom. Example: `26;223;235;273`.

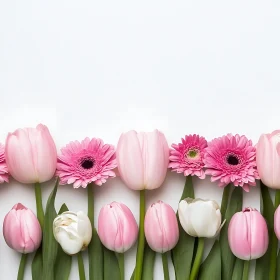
56;137;117;188
204;134;258;191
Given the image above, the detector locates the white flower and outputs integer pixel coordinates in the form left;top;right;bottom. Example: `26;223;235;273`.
53;211;92;255
178;198;225;238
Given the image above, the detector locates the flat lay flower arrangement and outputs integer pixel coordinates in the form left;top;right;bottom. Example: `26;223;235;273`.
1;125;280;280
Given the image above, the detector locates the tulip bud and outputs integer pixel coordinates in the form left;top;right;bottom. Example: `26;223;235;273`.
178;198;224;238
98;202;138;253
116;130;169;190
53;211;92;255
144;201;179;253
3;203;42;253
256;130;280;189
5;124;57;184
228;208;269;260
275;205;280;239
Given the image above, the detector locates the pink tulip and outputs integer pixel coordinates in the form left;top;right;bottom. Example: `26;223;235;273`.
5;124;57;184
274;205;280;239
116;130;169;190
3;203;42;253
144;201;179;253
98;202;138;253
228;207;268;260
256;130;280;189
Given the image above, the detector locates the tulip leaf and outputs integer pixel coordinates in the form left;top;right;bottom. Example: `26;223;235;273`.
232;258;244;280
89;228;104;280
103;248;120;280
171;176;195;280
220;187;243;280
198;240;221;280
142;244;156;280
255;181;275;280
32;248;43;280
42;180;59;280
54;204;72;280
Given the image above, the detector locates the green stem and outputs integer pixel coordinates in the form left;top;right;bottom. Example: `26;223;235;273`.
34;182;44;229
189;238;204;280
118;253;125;280
242;260;250;280
162;252;170;280
134;190;146;280
17;254;28;280
180;176;194;201
220;185;231;218
87;183;94;280
77;252;86;280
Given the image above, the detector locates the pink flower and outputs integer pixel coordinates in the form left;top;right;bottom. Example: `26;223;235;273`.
98;202;138;253
169;134;207;179
274;205;280;239
116;130;169;190
57;137;117;188
204;134;259;192
256;130;280;189
228;207;268;260
5;124;57;184
3;203;42;253
0;143;9;183
144;200;179;253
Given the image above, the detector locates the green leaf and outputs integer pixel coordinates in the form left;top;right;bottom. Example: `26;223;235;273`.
89;228;104;280
54;204;72;280
232;258;244;280
42;180;59;280
198;241;221;280
220;187;243;280
32;248;43;280
171;176;195;280
255;181;275;280
103;248;120;280
142;244;156;280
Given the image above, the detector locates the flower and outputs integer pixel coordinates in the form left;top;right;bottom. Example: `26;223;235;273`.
169;134;207;179
5;124;57;184
144;200;179;253
116;130;169;190
228;207;268;260
0;143;9;183
274;205;280;239
204;134;259;192
178;198;225;238
3;203;42;253
98;202;138;253
53;211;92;255
256;130;280;189
57;137;117;188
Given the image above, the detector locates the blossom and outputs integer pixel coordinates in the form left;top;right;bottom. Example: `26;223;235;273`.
204;134;259;192
57;137;117;188
0;143;9;183
169;134;207;179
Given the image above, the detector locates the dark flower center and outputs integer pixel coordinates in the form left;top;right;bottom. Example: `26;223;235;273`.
81;159;94;169
227;155;239;165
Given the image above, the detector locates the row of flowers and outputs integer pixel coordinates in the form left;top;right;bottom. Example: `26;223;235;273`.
0;124;280;280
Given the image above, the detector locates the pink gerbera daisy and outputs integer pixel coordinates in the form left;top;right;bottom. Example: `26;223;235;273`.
0;143;9;183
169;134;208;179
57;137;117;188
204;134;259;192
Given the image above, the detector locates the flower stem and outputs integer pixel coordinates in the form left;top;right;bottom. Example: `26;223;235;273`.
134;190;146;280
270;190;280;280
180;176;194;201
87;183;94;280
162;252;170;280
117;253;125;280
17;254;28;280
34;182;44;229
189;238;204;280
77;252;86;280
220;184;231;218
242;260;250;280
87;183;94;227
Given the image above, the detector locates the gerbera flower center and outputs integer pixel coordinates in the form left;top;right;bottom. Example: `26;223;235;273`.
227;154;239;166
81;159;94;169
186;149;199;159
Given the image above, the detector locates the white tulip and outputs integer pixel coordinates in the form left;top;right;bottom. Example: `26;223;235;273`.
53;211;92;255
178;198;225;238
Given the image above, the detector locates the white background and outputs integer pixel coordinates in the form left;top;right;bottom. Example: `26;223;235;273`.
0;1;280;279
